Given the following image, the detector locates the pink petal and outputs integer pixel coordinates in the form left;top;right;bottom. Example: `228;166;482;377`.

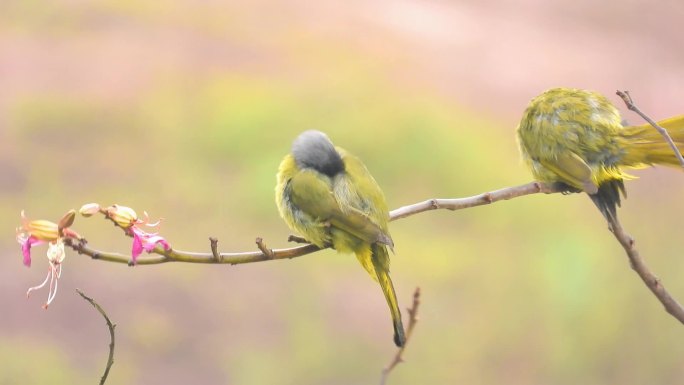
142;235;170;252
22;241;31;267
129;226;171;265
131;232;144;264
22;236;44;267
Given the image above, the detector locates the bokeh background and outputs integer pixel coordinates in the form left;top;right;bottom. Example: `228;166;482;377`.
2;1;684;384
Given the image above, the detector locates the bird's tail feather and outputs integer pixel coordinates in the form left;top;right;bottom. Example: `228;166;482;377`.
589;179;625;222
371;244;406;347
621;115;684;166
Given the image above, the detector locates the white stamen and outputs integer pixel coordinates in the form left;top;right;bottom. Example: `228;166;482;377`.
26;268;51;298
44;266;57;308
46;268;59;307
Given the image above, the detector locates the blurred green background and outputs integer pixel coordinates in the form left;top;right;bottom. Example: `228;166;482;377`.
2;1;684;384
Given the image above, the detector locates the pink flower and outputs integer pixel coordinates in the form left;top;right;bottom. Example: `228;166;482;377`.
131;226;171;263
100;205;171;264
16;215;58;267
17;210;80;309
16;210;78;267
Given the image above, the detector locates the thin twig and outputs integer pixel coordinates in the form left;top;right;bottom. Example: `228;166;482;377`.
255;237;274;258
616;90;684;168
209;237;221;261
607;216;684;322
76;289;115;385
287;235;309;244
380;287;421;385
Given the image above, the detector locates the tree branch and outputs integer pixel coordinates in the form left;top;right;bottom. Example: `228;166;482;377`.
616;90;684;168
65;237;321;265
65;182;556;266
606;216;684;321
64;181;684;327
380;287;421;385
390;181;557;220
76;289;115;385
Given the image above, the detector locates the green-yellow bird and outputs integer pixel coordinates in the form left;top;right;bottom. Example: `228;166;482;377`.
517;87;684;220
275;130;406;347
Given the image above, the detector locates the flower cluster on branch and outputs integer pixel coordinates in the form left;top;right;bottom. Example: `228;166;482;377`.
17;204;170;308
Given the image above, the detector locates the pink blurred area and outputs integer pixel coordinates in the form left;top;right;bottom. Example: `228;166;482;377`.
2;0;683;121
2;1;684;384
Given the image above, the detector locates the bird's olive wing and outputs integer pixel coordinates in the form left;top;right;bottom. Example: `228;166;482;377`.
329;207;394;249
289;171;393;247
289;171;339;219
540;152;598;194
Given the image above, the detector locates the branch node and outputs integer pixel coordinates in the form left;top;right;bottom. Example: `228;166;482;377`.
255;237;274;259
483;193;493;203
616;90;635;111
209;237;221;261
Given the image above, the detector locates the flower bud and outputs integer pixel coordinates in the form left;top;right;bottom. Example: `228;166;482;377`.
26;220;60;241
79;203;101;217
105;204;138;228
58;209;76;234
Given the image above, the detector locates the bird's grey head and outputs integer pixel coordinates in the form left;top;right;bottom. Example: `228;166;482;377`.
291;130;345;177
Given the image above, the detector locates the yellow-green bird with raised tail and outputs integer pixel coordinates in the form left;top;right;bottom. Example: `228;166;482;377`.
276;130;406;347
517;87;684;220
